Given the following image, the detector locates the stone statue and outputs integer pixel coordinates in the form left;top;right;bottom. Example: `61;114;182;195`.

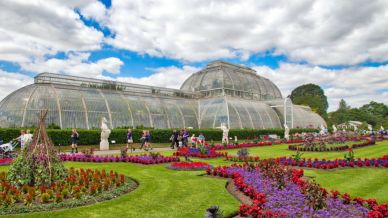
220;123;229;144
100;117;111;151
332;125;337;133
368;124;373;131
320;124;326;135
284;124;290;140
381;126;384;131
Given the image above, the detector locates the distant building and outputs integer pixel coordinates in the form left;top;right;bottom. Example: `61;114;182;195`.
337;121;363;129
0;61;326;129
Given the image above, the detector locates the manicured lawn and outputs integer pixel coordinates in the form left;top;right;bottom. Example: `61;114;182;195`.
304;168;388;203
224;140;388;160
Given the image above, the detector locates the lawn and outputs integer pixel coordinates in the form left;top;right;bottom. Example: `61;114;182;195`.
0;140;386;217
224;140;388;160
304;168;388;204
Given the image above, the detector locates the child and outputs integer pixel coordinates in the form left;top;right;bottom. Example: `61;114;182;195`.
198;133;205;146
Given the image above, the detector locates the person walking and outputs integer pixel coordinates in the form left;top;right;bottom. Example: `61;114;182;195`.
182;128;189;147
16;130;26;150
126;129;134;151
145;130;153;150
24;129;33;148
71;128;79;153
140;130;146;150
177;130;183;148
170;130;179;149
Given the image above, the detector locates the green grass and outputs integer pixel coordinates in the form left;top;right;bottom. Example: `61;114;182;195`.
224;140;388;160
0;140;386;217
304;168;388;203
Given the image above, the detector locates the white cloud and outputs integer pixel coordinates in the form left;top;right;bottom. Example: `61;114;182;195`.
0;70;33;101
79;1;108;23
103;0;388;65
254;63;388;111
116;65;199;89
21;53;124;77
0;0;104;63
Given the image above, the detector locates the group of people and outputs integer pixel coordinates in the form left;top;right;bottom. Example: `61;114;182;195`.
126;129;153;151
169;129;189;149
16;129;33;150
169;129;206;148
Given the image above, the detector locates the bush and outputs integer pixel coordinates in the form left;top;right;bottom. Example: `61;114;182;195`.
41;193;50;203
0;128;318;145
237;148;249;158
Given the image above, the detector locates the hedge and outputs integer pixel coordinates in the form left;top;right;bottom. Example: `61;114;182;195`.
0;128;318;146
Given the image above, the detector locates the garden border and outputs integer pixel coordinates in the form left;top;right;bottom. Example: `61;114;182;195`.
0;176;139;215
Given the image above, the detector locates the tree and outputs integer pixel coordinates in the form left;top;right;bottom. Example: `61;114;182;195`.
290;84;329;117
338;99;351;111
329;100;388;128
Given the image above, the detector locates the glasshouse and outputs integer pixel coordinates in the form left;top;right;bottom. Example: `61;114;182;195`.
0;61;326;129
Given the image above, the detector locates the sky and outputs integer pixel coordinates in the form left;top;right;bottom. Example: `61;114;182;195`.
0;0;388;111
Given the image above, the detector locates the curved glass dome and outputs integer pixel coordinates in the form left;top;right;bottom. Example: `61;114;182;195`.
181;61;282;100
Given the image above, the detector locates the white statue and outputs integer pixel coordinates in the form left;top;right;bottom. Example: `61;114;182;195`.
381;126;384;131
284;124;290;140
100;117;111;151
220;123;229;144
320;124;326;135
234;136;238;143
332;125;337;133
368;124;373;131
354;125;358;131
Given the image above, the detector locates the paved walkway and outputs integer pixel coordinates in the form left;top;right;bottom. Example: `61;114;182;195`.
63;147;175;155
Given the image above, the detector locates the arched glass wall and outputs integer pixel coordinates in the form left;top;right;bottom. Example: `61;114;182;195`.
198;97;282;129
0;84;200;129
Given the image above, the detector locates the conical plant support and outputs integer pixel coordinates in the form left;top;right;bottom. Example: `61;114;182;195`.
7;110;67;187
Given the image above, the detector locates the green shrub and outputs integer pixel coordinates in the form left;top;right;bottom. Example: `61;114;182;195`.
41;193;50;203
0;127;318;146
237;148;249;158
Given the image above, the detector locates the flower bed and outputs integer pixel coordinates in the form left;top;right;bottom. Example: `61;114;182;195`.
174;147;225;158
168;162;213;171
226;155;388;169
0;168;138;214
0;158;13;166
209;139;304;151
288;139;376;152
278;155;388;170
59;154;180;165
207;161;387;217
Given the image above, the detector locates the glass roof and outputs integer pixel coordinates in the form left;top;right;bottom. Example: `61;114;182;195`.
180;61;282;100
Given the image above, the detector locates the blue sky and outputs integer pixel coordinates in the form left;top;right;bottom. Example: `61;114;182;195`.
0;0;387;111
